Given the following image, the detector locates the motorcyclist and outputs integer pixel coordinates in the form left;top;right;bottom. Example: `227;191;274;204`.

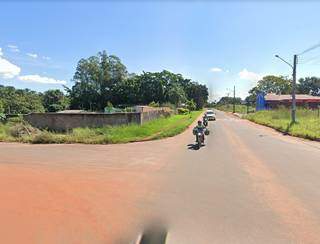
203;115;208;127
193;120;207;142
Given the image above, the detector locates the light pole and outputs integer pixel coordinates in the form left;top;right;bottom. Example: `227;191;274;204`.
275;54;297;123
233;85;236;113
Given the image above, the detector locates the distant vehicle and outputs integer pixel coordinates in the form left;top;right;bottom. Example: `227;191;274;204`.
205;110;216;121
202;115;208;127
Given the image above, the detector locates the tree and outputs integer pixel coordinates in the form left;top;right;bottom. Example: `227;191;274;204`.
249;75;291;96
111;76;140;105
138;71;167;104
43;89;69;112
185;82;209;110
167;83;186;106
217;96;242;105
186;99;196;111
68;51;128;110
0;85;44;114
246;75;291;104
0;99;4;114
297;77;320;96
67;51;209;110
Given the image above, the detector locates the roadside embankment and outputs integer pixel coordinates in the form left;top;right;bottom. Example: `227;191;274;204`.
243;109;320;141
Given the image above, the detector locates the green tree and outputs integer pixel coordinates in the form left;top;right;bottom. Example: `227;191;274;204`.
111;76;140;105
68;51;128;110
0;85;44;114
297;77;320;96
185;82;209;110
138;71;167;104
43;89;69;112
167;83;186;106
186;99;196;111
246;75;292;104
217;96;242;105
248;75;291;97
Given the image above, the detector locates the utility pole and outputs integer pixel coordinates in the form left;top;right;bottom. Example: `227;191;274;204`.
233;85;236;113
275;54;297;123
292;54;297;123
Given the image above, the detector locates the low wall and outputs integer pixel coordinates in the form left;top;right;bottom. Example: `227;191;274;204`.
23;108;172;131
141;109;171;123
24;112;141;131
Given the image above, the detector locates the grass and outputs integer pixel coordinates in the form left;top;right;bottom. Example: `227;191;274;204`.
244;108;320;141
215;104;255;114
0;111;202;144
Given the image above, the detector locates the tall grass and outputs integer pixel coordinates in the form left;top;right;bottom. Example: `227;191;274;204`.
0;111;202;144
215;104;255;114
244;108;320;140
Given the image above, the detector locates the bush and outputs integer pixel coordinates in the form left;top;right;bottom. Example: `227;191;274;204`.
161;102;176;110
177;108;190;114
149;101;160;107
9;123;38;138
31;131;65;144
186;100;196;111
0;113;6;122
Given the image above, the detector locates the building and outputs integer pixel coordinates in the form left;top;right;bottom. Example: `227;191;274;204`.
264;93;320;109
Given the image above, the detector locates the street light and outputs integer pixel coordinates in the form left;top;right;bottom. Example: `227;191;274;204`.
275;54;297;123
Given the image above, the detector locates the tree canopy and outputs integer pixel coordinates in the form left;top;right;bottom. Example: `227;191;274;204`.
246;75;292;103
0;85;45;114
217;96;242;105
43;89;69;112
67;51;128;111
1;51;209;114
67;51;209;110
297;77;320;96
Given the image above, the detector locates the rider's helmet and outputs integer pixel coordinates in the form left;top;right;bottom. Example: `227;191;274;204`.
197;120;202;126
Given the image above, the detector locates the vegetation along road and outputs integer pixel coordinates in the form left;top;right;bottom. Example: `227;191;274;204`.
1;110;320;243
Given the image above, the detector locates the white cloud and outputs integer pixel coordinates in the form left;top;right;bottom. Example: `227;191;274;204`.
0;56;21;79
238;69;262;82
42;56;51;60
26;53;38;58
8;44;19;52
18;74;66;84
0;48;3;56
210;67;223;72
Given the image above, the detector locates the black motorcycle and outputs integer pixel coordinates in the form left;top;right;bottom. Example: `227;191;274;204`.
193;128;209;149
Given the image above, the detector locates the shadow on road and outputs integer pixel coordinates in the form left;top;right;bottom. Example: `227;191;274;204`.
187;144;206;150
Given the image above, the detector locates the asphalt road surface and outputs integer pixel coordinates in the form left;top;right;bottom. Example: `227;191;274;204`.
1;110;320;243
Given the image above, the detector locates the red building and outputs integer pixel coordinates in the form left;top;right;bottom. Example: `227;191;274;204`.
265;93;320;109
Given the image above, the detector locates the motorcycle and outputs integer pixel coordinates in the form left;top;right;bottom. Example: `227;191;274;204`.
203;117;208;127
193;128;209;149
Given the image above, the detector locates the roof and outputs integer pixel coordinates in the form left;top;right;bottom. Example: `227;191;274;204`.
265;93;320;102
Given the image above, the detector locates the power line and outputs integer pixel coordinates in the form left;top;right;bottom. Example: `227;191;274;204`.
298;42;320;56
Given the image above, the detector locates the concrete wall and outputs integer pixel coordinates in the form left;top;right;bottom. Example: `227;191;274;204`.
24;112;141;131
23;107;172;131
141;109;171;123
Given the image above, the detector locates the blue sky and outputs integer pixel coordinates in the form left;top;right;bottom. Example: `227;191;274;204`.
1;1;320;100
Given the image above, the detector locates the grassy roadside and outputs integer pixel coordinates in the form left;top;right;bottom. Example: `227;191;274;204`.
215;104;255;114
244;109;320;141
0;111;202;144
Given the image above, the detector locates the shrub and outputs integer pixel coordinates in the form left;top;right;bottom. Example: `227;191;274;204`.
31;131;65;144
177;108;190;114
9;123;38;138
0;113;6;122
186;99;196;111
149;101;160;107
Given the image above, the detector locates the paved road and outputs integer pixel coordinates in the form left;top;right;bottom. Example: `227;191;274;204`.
1;111;320;243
